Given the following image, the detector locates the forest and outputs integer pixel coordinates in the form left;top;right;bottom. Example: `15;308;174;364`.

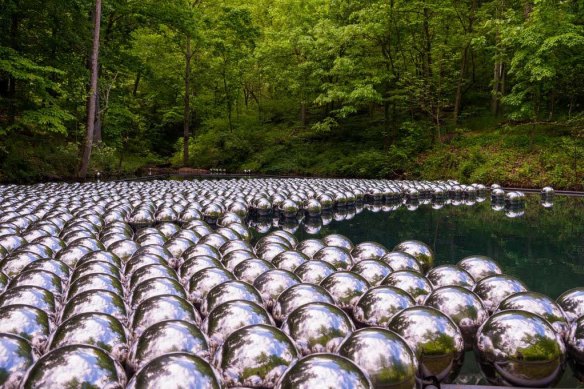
0;0;583;188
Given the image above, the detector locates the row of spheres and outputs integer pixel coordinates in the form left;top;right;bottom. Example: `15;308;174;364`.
0;178;577;389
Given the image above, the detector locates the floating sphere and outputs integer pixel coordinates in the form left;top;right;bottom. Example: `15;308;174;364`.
60;289;127;324
353;286;415;327
388;306;465;383
426;265;475;290
557;287;584;322
0;285;56;313
213;324;299;388
293;260;336;284
497;291;569;338
131;276;186;309
22;344;126;388
380;251;422;273
296;239;326;258
322;234;354;251
132;295;201;337
127;353;221;389
457;255;502;281
253;269;300;309
473;274;528;313
339;328;418;389
382;270;433;304
475;310;566;387
188;267;235;306
201;280;263;316
67;273;124;302
0;304;50;349
320;271;370;310
233;258;274;284
567;315;584;365
49;312;128;361
130;320;208;371
272;250;309;272
350;259;392;286
272;283;335;323
350;242;388;263
313;246;353;270
0;333;35;388
393;240;434;273
275;353;372;389
202;300;273;350
424;286;488;350
281;302;355;355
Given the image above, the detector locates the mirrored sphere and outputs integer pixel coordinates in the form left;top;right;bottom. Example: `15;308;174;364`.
457;255;502;282
272;283;335;323
380;251;422;273
201;280;263;316
567;315;584;365
22;345;126;388
313;246;354;270
0;304;50;348
293;260;336;284
132;294;201;337
426;265;475;290
275;353;372;389
127;352;221;389
393;240;434;273
473;275;528;313
339;328;418;389
382;270;433;304
60;289;127;324
475;310;566;387
353;286;416;327
213;324;299;388
320;271;370;310
281;302;355;355
350;242;388;263
388;306;465;383
350;259;392;286
253;269;301;309
557;287;584;322
0;333;35;389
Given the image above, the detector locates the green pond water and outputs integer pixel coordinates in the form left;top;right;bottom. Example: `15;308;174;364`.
254;194;584;387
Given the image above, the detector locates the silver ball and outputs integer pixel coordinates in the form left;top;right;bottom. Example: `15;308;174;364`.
127;352;221;389
67;273;124;302
350;259;392;286
389;306;464;383
60;289;127;324
272;283;335;323
313;246;353;270
253;269;300;309
557;287;584;322
129;264;178;292
426;265;475;290
567;315;584;365
0;285;56;314
0;333;35;388
296;239;326;258
382;270;433;304
339;328;418;388
473;274;528;313
476;310;566;387
130;320;208;371
275;353;372;389
272;251;309;272
393;240;434;273
131;295;201;337
202;300;274;350
213;324;299;388
188;267;235;307
320;271;370;310
22;344;126;388
353;285;415;327
350;242;388;263
380;251;422;273
457;255;502;282
322;234;353;251
201;280;263;316
130;276;187;309
424;286;488;350
281;302;355;355
0;304;50;350
233;258;274;284
497;291;569;338
293;260;336;284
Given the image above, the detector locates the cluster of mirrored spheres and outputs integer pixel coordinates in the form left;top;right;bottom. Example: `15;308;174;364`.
0;178;578;388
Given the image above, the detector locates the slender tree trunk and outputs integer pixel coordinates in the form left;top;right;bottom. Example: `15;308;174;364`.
183;36;192;167
79;0;102;178
93;93;102;143
491;61;503;116
453;45;468;123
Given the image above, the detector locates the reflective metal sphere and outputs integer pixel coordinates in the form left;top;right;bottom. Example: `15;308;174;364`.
213;324;299;387
382;270;433;304
281;302;355;355
0;333;35;388
473;274;528;313
202;300;274;350
296;239;326;259
424;286;488;350
233;258;274;284
253;269;301;309
0;285;56;313
201;280;263;316
132;294;201;337
339;328;418;389
475;310;566;387
127;353;221;389
350;259;392;286
457;255;502;282
320;271;370;310
0;304;50;349
497;291;569;338
272;250;308;272
131;276;186;309
272;283;335;323
557;287;584;322
130;320;208;370
293;260;336;284
222;249;255;271
322;234;353;251
393;240;434;273
353;286;415;327
380;251;422;273
275;353;372;389
350;242;388;262
388;306;465;383
312;246;353;270
49;312;128;361
188;267;235;306
60;289;127;324
22;344;126;388
426;265;475;290
567;315;584;365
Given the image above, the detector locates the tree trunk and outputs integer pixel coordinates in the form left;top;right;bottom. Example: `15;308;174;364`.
79;0;102;178
183;36;192;167
491;61;503;116
93;92;102;143
453;45;468;123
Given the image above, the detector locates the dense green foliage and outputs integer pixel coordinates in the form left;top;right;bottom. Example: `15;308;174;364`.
0;0;582;186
